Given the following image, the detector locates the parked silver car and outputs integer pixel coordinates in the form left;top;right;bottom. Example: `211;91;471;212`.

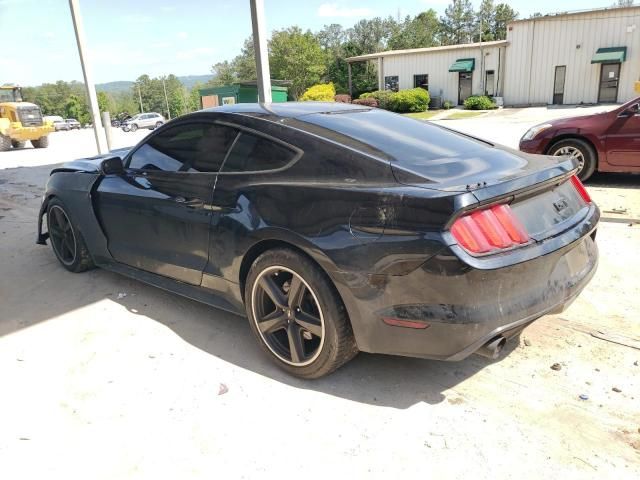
65;118;81;130
53;120;70;131
121;112;165;132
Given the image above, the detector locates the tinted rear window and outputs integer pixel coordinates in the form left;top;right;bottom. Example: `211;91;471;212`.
297;108;488;164
221;132;297;172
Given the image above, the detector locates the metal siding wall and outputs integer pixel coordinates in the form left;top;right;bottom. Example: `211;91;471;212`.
504;8;640;105
381;46;503;104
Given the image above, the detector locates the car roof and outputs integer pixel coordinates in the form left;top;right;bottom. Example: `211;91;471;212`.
203;102;370;120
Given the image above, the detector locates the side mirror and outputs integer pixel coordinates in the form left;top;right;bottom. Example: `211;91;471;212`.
100;156;124;175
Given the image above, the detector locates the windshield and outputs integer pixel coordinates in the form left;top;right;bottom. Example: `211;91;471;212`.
0;88;21;102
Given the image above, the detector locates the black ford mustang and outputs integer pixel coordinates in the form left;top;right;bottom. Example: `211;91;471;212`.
37;102;599;378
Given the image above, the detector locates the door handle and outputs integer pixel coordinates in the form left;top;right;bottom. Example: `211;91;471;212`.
172;196;204;209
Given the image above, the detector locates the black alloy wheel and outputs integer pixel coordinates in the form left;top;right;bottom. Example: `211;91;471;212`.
251;266;325;366
48;205;77;266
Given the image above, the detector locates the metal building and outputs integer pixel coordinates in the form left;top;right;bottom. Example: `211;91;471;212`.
345;6;640;107
346;40;507;106
503;6;640;106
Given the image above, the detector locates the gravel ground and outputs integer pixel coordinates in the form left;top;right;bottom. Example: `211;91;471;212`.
0;116;639;479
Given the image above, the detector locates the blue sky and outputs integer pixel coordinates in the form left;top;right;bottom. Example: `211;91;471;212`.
0;0;620;85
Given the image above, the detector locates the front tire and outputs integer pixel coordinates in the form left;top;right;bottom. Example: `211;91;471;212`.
155;121;163;129
0;134;11;151
548;138;596;181
129;123;138;132
47;198;94;273
11;140;26;149
31;136;49;149
245;248;358;379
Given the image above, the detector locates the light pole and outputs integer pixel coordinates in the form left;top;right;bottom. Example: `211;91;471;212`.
68;0;107;154
250;0;272;103
162;76;171;120
137;84;144;113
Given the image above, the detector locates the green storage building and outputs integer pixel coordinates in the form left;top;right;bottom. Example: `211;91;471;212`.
199;81;288;108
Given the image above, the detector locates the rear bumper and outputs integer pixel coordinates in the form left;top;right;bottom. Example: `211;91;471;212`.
333;208;599;361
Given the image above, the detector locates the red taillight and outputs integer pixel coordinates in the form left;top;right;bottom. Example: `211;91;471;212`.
570;175;591;203
450;204;530;255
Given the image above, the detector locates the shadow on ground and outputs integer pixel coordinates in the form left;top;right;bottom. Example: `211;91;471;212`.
0;162;527;410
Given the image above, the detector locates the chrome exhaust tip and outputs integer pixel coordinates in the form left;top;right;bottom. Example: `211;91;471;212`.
475;336;507;359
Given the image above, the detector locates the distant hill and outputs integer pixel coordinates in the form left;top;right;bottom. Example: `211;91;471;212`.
96;74;214;93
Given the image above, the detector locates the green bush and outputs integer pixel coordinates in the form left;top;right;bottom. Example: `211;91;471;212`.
300;83;336;102
388;88;430;113
463;95;497;110
359;88;430;112
443;100;453;110
358;90;394;110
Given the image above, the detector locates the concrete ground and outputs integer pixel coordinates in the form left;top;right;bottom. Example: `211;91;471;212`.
1;114;639;479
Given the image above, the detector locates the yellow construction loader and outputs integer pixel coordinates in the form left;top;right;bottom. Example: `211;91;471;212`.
0;84;54;151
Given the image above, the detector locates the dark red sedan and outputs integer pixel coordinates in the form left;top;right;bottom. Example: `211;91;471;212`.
519;96;640;181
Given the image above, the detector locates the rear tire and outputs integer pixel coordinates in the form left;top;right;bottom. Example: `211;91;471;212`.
245;248;358;379
47;198;94;273
547;138;596;181
0;134;11;151
155;121;163;129
31;136;49;149
11;140;26;149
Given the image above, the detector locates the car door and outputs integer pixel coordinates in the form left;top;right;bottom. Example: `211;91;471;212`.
605;102;640;167
204;128;302;280
95;120;239;285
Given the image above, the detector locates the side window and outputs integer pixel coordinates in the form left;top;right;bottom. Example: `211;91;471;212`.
128;122;238;173
221;132;296;173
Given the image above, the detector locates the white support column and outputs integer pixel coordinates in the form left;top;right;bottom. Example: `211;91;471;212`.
250;0;272;103
68;0;107;154
378;57;383;90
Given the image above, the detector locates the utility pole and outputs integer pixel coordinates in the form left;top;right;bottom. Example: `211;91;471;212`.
162;76;171;120
250;0;272;103
137;84;144;113
68;0;107;154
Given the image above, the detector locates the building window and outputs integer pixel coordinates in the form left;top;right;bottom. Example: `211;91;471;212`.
414;74;429;91
485;70;495;96
384;76;399;92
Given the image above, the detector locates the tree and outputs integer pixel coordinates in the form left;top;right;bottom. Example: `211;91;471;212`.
211;60;237;86
478;0;497;41
233;36;257;81
494;4;518;40
387;10;440;49
440;0;476;45
268;27;326;99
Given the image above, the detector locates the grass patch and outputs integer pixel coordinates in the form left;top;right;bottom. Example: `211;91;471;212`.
445;111;487;120
402;110;440;120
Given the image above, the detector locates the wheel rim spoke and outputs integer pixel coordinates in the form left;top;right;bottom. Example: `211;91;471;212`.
287;324;305;363
287;275;305;309
49;206;76;264
258;276;287;309
257;310;288;334
252;266;325;366
294;311;322;337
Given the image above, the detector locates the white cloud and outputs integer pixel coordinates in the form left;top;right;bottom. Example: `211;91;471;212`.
177;31;188;39
317;3;373;18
